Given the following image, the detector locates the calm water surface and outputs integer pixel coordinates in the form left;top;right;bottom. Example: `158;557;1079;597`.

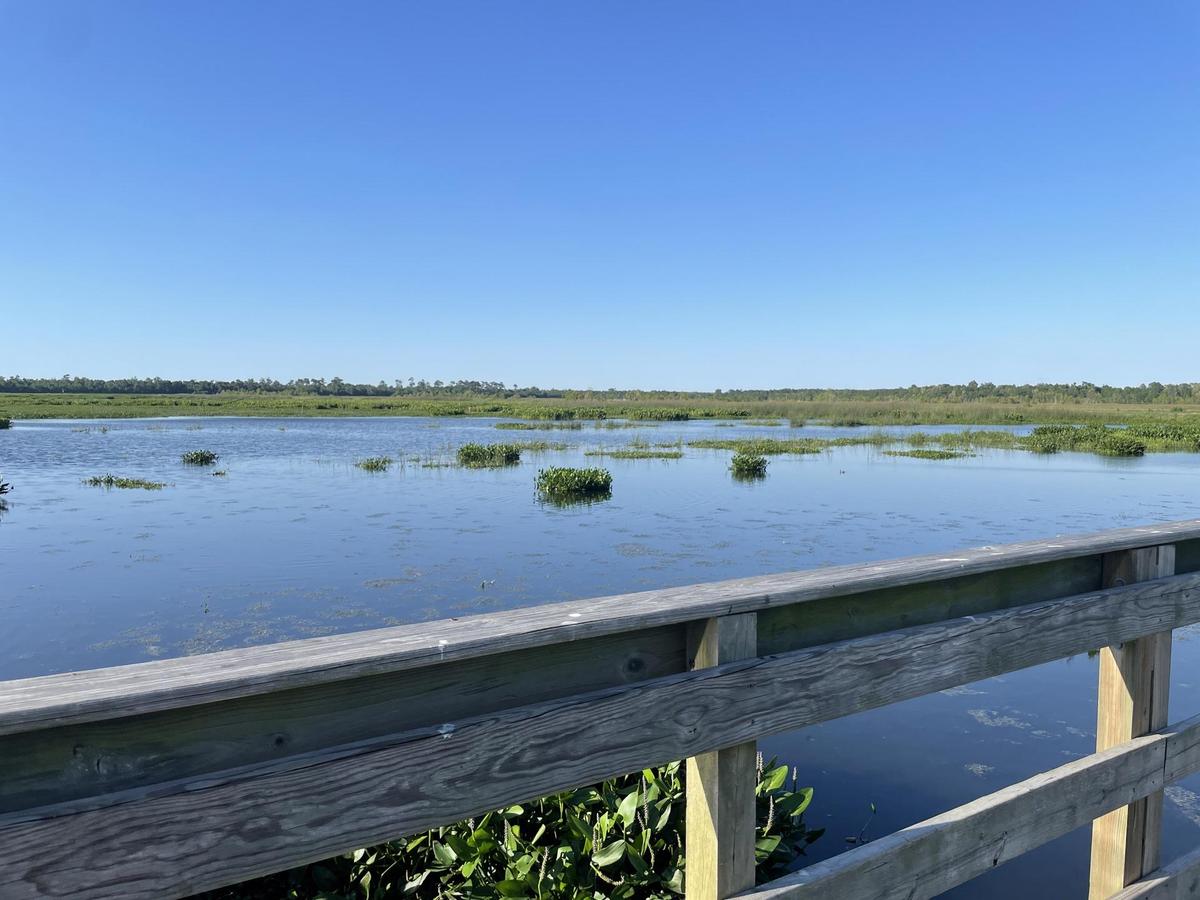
3;416;1200;897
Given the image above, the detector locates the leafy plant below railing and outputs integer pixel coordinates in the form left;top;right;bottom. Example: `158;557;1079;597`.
199;756;822;899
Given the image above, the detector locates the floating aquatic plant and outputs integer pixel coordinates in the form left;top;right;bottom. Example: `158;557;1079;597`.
730;452;768;478
882;449;964;461
535;466;612;503
84;474;167;490
181;449;219;465
585;448;683;460
458;443;522;467
355;456;393;472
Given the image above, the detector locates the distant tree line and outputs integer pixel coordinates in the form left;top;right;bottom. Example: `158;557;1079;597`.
0;376;1196;404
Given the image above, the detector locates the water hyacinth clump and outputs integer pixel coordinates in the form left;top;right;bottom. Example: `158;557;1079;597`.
1022;425;1146;457
181;449;219;466
730;452;768;478
84;474;167;490
354;456;393;472
535;466;612;502
0;417;11;429
883;449;964;461
457;442;522;467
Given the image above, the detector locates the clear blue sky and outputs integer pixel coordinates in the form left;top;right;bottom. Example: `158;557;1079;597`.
1;1;1196;389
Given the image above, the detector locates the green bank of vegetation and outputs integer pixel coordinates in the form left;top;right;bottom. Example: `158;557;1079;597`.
584;449;684;460
3;378;1200;426
495;422;584;431
882;449;965;461
202;758;821;900
84;474;167;490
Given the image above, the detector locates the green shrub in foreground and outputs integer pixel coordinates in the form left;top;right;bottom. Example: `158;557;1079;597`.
181;449;219;465
730;452;768;478
197;758;822;899
458;443;522;467
535;466;612;500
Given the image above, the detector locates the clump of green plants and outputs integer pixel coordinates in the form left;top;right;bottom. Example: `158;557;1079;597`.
690;438;824;455
883;449;964;461
509;440;568;452
730;451;768;478
495;421;583;431
84;474;167;490
0;475;11;494
535;466;612;502
0;417;10;429
354;456;393;472
585;448;684;460
212;470;228;477
181;449;219;465
458;443;522;467
1022;425;1146;456
196;756;821;900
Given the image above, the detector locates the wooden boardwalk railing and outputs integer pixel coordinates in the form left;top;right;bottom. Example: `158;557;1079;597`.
3;519;1200;898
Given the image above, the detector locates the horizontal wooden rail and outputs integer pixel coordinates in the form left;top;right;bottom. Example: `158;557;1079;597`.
2;521;1200;897
1110;845;1200;899
741;714;1200;899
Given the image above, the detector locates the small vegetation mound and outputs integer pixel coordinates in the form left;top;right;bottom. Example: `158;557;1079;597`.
495;421;583;431
354;456;393;472
458;443;522;467
883;449;964;461
181;449;219;465
0;417;11;429
585;448;683;460
731;452;768;478
535;466;612;502
84;474;166;490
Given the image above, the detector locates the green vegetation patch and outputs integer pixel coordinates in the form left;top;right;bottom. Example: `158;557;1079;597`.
84;474;167;490
495;421;583;430
0;417;11;429
535;466;612;501
883;449;965;461
690;438;825;455
585;448;684;459
731;452;768;478
458;442;522;467
354;456;393;472
181;449;219;465
509;440;568;452
198;758;821;899
1022;425;1146;457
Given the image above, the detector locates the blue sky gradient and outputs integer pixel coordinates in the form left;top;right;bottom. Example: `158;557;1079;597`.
1;1;1196;388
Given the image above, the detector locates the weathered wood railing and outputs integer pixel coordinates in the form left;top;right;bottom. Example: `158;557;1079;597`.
4;520;1200;899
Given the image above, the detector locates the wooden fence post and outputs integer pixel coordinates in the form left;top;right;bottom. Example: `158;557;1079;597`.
1089;544;1176;899
686;613;758;900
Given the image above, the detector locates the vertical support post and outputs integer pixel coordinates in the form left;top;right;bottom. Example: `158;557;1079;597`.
686;613;758;900
1089;544;1175;899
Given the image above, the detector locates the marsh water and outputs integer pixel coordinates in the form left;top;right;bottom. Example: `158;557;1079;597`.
4;415;1200;897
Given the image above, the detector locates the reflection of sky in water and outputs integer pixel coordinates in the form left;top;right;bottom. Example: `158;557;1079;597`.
2;416;1199;896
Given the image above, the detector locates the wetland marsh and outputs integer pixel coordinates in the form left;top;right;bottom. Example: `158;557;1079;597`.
3;413;1200;897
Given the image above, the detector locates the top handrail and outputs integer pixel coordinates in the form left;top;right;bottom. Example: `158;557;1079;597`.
1;518;1198;736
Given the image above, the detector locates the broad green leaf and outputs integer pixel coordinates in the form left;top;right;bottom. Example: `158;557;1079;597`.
593;838;627;867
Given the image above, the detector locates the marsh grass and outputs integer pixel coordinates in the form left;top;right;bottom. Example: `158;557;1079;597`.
535;466;612;502
509;440;568;452
882;449;966;461
690;438;825;455
495;422;583;431
85;474;167;490
355;457;393;472
0;475;12;494
212;470;228;477
585;448;684;459
458;443;522;467
730;452;768;478
1023;425;1147;456
181;449;219;465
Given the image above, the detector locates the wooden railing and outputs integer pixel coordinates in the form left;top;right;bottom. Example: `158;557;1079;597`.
3;519;1200;899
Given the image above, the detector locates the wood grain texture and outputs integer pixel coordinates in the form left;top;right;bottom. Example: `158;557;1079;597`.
1110;846;1200;900
686;614;758;900
3;522;1198;736
1091;546;1177;899
4;573;1200;898
738;715;1200;900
